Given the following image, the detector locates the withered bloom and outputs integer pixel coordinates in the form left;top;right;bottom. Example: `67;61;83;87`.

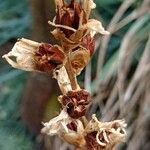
50;0;109;52
35;43;65;73
61;89;91;118
85;115;127;150
48;0;109;75
42;109;86;147
2;38;65;73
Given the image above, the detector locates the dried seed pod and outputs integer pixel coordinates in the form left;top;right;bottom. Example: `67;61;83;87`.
85;115;127;150
2;38;65;73
61;89;91;119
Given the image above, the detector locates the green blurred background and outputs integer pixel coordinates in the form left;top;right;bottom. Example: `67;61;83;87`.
0;0;150;150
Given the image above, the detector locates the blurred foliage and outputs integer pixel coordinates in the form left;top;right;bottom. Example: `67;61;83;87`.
0;0;32;149
0;0;31;45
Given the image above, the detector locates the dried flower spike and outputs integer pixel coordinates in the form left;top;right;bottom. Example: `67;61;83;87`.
2;0;126;149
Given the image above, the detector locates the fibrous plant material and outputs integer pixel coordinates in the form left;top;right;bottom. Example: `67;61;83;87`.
2;0;127;149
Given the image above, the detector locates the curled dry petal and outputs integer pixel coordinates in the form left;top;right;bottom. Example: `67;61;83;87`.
41;109;70;135
85;114;127;150
70;48;90;75
81;19;110;37
61;89;91;119
42;109;85;147
2;38;65;73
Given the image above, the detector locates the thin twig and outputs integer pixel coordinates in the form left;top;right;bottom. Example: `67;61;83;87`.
124;36;150;102
84;62;91;93
114;0;150;32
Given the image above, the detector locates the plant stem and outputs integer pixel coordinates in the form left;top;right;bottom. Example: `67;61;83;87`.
65;56;80;90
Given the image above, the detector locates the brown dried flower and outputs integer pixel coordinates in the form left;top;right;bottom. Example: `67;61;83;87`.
2;38;65;73
85;115;127;150
61;89;91;118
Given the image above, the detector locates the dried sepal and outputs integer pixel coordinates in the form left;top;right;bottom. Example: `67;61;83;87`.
2;38;65;73
69;48;90;75
42;109;86;147
85;115;127;150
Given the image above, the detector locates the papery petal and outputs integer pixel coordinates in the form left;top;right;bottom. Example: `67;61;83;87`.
82;19;110;36
2;38;40;71
41;109;70;135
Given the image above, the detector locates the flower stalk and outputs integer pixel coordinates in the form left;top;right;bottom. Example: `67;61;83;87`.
2;0;127;149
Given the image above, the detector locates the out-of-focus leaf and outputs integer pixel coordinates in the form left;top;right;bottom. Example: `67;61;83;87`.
0;70;24;84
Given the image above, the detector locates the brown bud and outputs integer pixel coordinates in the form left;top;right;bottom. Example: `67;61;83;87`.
61;89;91;119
